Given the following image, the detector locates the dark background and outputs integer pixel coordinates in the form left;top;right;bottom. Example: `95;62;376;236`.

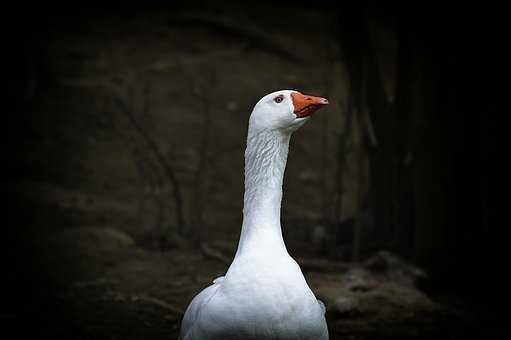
4;1;506;339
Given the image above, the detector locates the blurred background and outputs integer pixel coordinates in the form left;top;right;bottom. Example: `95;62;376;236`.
4;1;506;339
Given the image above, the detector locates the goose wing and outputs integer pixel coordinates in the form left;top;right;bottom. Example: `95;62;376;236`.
179;276;224;340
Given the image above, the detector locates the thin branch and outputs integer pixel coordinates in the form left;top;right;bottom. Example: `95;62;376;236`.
200;243;231;264
296;257;353;273
189;69;215;241
112;95;186;234
168;14;303;63
131;294;183;315
334;94;354;221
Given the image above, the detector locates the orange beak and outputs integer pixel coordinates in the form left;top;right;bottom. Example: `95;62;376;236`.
291;91;329;118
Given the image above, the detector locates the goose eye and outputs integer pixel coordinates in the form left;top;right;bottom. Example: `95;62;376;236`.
274;95;284;103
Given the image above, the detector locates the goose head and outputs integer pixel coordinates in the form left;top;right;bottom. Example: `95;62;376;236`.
249;90;329;134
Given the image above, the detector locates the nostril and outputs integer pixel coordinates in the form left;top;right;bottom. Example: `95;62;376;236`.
306;97;312;101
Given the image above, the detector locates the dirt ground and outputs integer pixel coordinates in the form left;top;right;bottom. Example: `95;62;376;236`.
4;226;495;340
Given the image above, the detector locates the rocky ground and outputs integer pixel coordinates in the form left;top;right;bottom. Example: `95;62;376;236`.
4;227;493;340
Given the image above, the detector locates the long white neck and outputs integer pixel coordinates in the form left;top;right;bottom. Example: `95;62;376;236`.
235;128;291;258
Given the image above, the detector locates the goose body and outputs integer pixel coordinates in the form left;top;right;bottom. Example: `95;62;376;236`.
179;90;329;340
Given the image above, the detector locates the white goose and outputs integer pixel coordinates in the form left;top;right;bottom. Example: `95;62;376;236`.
179;90;329;340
